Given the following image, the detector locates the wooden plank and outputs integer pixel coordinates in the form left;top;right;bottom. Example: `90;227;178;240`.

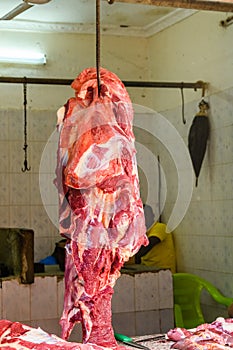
112;0;233;12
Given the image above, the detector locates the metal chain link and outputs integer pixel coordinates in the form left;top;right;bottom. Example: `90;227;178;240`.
21;79;31;172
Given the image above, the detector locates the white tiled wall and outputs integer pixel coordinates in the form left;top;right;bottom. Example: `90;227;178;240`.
0;89;232;324
0;270;173;340
135;272;159;311
2;280;30;322
144;9;233;321
0;276;82;342
0;19;232;327
159;87;233;321
112;270;174;336
0;108;60;262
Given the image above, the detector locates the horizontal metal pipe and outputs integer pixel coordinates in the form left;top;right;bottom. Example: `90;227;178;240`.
0;3;33;20
0;76;207;90
0;77;72;86
114;0;233;13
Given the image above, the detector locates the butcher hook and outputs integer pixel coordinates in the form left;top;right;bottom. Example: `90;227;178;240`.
96;0;101;97
21;79;31;172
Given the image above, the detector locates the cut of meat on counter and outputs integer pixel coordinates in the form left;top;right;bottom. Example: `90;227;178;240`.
54;67;148;348
167;317;233;349
0;319;127;349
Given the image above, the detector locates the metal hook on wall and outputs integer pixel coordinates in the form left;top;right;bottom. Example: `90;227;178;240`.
180;82;186;124
220;15;233;28
21;78;31;172
194;80;208;101
202;82;206;99
199;81;209;112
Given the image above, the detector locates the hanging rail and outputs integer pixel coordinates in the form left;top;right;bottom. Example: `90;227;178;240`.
0;76;207;91
114;0;233;13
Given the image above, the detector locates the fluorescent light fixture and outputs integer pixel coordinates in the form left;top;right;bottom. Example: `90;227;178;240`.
0;49;46;65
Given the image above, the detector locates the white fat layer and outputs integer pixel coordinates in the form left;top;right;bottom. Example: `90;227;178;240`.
74;135;131;178
19;328;61;344
57;106;65;126
114;212;130;243
216;317;233;332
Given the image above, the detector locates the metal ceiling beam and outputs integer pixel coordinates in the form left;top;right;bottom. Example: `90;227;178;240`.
0;76;207;92
0;3;33;20
112;0;233;13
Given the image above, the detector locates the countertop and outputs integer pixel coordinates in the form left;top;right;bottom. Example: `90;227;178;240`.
121;264;161;275
121;334;173;350
0;264;164;283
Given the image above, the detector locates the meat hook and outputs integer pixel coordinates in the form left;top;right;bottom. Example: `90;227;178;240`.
96;0;101;97
22;158;31;172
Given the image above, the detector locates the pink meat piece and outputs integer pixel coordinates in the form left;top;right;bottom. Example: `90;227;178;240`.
0;320;127;349
171;337;229;350
168;318;233;350
167;328;192;342
55;67;148;348
197;317;233;336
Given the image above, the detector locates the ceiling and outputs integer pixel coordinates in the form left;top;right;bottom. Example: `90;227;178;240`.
0;0;197;37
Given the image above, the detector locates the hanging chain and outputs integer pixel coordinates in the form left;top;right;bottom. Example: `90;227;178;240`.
96;0;101;97
21;79;31;172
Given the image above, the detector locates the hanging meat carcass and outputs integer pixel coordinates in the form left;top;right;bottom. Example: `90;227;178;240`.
55;67;148;348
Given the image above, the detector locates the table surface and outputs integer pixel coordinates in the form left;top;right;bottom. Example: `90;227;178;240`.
120;334;173;350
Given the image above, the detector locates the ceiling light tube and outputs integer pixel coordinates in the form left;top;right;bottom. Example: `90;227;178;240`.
0;49;46;65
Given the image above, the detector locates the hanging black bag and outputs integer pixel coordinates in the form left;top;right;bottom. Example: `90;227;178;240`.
188;99;210;186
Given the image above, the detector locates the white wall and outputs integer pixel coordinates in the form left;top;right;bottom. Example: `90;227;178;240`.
148;11;233;110
147;11;233;321
0;31;149;262
0;270;173;339
0;9;232;323
0;31;150;109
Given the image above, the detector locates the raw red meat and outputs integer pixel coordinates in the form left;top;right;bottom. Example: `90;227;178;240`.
167;327;192;341
55;67;148;348
0;319;125;349
167;317;233;350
